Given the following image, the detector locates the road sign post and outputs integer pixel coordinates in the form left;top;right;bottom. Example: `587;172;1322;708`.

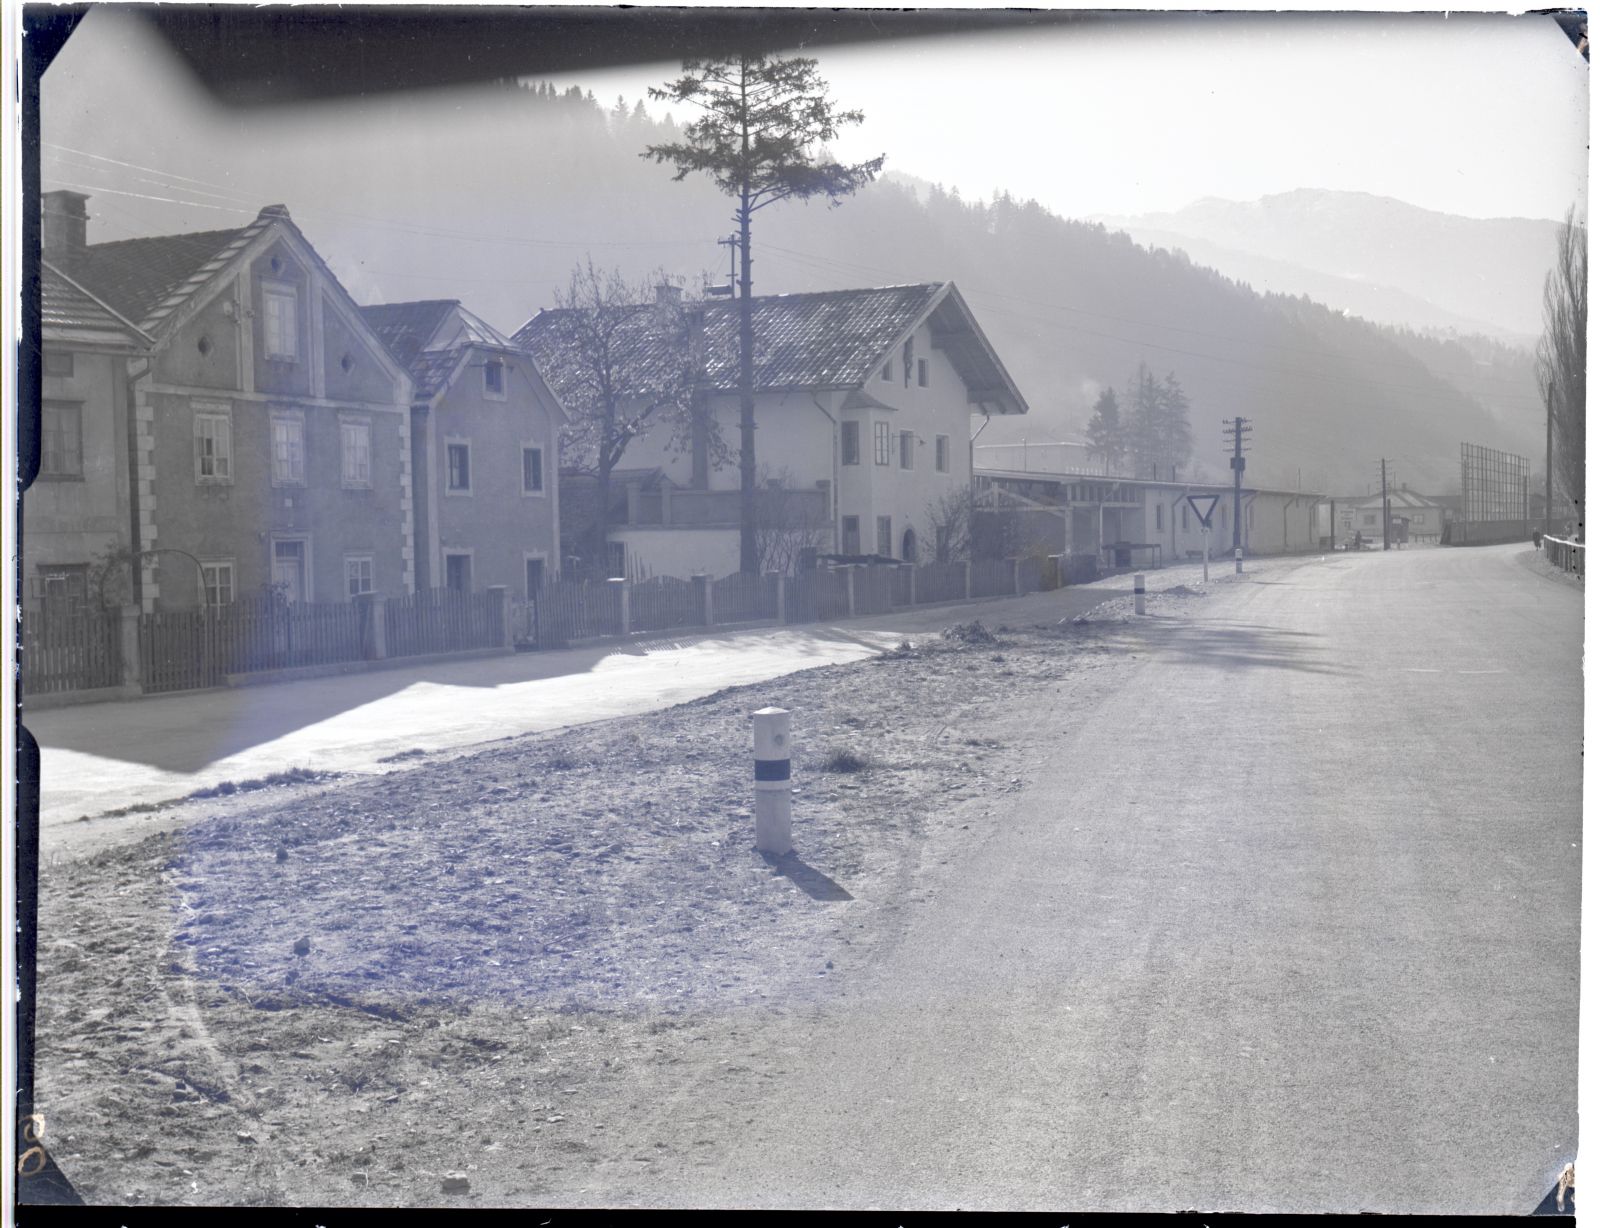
1134;572;1146;615
1185;495;1220;583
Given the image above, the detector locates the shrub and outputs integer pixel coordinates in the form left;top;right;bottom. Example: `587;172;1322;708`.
940;620;996;645
820;747;871;773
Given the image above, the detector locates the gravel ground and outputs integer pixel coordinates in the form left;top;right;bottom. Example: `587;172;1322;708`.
30;583;1218;1208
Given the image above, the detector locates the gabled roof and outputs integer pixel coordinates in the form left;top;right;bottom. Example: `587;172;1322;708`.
49;223;257;334
41;262;152;349
358;300;460;369
46;206;408;389
359;300;520;399
513;282;1028;414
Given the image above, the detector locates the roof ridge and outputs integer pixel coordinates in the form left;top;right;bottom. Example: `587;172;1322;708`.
361;298;462;311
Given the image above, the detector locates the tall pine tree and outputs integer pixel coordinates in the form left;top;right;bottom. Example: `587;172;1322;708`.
1085;387;1124;475
644;54;884;572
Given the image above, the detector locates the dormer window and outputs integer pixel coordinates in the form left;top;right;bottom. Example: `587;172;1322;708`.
484;358;505;398
340;352;355;374
262;281;298;360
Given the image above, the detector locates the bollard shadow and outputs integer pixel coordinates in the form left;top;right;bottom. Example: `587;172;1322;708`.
760;850;854;901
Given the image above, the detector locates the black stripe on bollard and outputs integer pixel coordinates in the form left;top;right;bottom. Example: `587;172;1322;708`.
754;758;791;782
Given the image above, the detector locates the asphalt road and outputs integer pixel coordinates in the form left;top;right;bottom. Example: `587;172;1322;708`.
632;544;1582;1212
29;575;1132;839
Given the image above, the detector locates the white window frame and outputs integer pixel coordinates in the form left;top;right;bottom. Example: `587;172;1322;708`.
200;559;235;607
935;433;950;474
873;421;891;466
840;420;860;466
40;399;83;479
261;279;299;361
193;404;233;484
270;410;305;486
899;429;914;471
483;357;507;400
521;444;545;495
917;357;929;388
445;438;472;495
877;515;893;558
344;554;375;600
841;515;861;555
341;417;373;489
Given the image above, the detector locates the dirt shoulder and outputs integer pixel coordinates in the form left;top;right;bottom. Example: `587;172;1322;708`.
29;578;1235;1208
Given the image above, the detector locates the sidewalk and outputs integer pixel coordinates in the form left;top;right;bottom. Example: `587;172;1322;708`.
26;557;1282;840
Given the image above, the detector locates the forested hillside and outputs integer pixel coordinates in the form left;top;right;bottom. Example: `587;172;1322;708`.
424;84;1536;494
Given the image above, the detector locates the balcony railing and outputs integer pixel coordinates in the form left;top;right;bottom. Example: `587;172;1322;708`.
616;484;829;529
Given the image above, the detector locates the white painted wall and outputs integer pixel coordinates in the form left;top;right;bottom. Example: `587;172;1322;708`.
613;527;740;580
615;314;1004;566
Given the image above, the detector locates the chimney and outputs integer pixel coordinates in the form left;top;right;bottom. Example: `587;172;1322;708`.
41;190;90;254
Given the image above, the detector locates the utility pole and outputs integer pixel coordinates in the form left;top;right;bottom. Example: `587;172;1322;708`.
1380;458;1391;551
1224;416;1252;552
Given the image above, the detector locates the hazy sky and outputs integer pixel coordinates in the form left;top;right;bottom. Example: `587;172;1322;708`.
42;6;1587;241
566;12;1587;223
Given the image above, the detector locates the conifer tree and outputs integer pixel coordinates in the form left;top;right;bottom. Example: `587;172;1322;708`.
1085;387;1124;475
644;54;884;572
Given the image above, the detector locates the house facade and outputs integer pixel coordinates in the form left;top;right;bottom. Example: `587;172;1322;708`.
360;300;565;599
515;282;1027;579
41;192;415;611
1336;488;1444;545
26;259;152;614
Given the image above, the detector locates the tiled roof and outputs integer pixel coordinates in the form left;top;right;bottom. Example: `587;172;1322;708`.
515;282;1027;414
359;301;518;399
515;284;947;395
358;300;458;369
48;225;254;331
409;351;464;400
41;263;150;346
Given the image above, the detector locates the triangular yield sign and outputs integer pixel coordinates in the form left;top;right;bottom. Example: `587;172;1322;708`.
1186;494;1220;528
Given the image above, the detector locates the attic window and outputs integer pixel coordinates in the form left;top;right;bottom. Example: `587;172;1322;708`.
340;352;355;374
484;359;505;397
269;255;283;275
197;336;212;357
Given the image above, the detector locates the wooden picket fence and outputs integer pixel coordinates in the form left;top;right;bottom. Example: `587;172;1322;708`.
712;571;778;623
525;578;624;648
630;575;703;634
384;589;502;658
914;561;968;604
22;609;123;695
970;558;1014;599
784;568;851;624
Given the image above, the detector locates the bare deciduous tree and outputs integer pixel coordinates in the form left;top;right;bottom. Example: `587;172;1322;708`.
1537;207;1586;535
532;259;728;576
752;467;832;575
924;489;973;564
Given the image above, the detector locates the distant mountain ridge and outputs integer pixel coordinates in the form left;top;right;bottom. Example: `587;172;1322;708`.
1095;189;1563;343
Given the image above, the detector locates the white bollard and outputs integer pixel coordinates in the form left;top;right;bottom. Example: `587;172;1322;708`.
752;707;793;856
1133;572;1146;615
1235;547;1243;575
